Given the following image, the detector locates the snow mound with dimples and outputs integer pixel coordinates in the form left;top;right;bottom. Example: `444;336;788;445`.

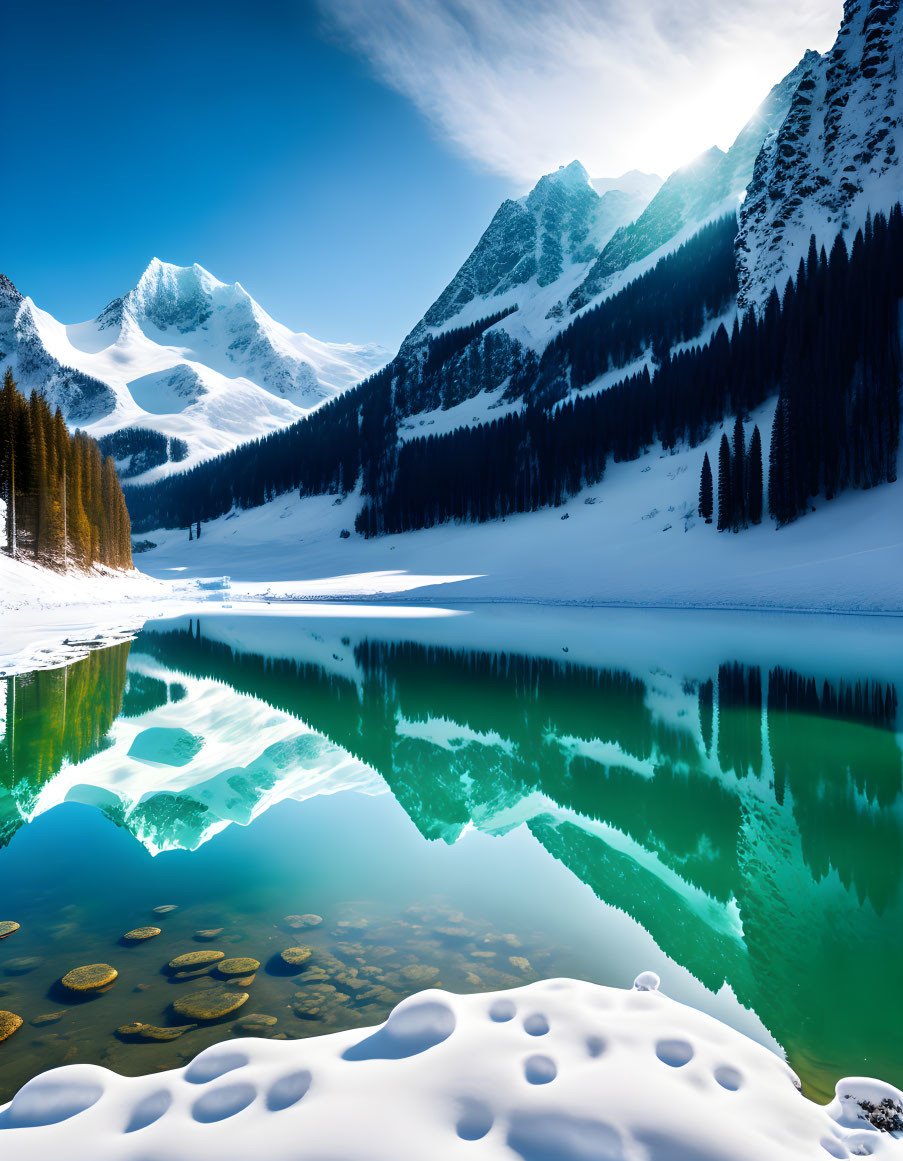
0;976;900;1160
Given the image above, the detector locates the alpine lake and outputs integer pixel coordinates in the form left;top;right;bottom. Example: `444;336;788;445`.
0;604;900;1106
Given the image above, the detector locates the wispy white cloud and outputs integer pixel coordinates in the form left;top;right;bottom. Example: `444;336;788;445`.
317;0;841;185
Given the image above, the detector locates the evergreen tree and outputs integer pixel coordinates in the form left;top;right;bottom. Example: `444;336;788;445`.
731;414;746;530
768;397;791;526
66;436;91;566
747;425;763;525
717;434;732;532
0;368;19;557
698;452;713;522
101;456;122;567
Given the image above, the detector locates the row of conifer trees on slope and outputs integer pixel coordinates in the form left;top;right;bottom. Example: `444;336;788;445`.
0;368;132;570
354;206;901;536
698;418;765;532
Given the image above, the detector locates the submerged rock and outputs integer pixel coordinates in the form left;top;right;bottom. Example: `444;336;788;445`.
283;914;322;930
171;966;214;982
401;965;440;984
234;1013;277;1035
152;905;179;915
31;1012;67;1027
61;964;118;992
173;989;249;1021
4;956;41;975
194;928;224;941
235;1013;276;1029
0;921;20;940
280;947;312;967
0;1011;22;1041
117;1022;197;1041
216;957;260;977
123;927;162;942
169;950;225;970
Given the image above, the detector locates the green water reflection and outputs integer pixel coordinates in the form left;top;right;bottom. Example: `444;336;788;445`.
0;614;900;1103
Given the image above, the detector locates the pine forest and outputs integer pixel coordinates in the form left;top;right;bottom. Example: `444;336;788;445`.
0;367;133;571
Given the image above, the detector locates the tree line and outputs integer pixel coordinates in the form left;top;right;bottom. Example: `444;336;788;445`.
699;417;764;530
535;214;739;405
0;367;132;570
0;642;130;847
419;304;518;378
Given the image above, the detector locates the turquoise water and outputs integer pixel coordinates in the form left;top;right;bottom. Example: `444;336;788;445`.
0;607;901;1103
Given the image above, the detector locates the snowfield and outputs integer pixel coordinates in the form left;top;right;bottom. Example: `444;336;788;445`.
1;975;899;1161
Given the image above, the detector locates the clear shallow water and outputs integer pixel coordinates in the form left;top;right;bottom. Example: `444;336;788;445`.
0;607;901;1104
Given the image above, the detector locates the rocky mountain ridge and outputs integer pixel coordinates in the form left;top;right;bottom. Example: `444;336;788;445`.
737;0;902;307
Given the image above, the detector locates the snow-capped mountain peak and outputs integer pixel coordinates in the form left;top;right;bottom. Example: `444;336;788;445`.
100;258;253;336
534;159;594;193
0;260;389;482
403;162;663;347
590;170;663;200
566;51;817;313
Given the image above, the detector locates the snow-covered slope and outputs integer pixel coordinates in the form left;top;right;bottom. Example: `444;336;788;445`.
0;275;116;424
2;976;900;1161
0;261;389;481
738;0;903;308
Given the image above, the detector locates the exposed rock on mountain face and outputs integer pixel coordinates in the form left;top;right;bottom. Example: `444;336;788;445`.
737;0;902;308
568;52;820;312
410;163;661;339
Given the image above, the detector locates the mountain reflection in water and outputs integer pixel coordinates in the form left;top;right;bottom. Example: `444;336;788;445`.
0;611;900;1100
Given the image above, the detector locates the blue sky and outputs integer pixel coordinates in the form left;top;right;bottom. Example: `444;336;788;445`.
2;0;840;351
2;0;511;350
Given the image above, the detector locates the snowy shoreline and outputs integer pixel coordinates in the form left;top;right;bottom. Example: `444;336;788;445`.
229;591;903;618
1;975;900;1160
4;578;903;680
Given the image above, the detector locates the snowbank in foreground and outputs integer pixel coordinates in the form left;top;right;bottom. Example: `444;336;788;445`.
1;976;899;1160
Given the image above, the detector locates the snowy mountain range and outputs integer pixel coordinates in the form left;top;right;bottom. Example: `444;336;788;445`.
0;260;389;481
6;0;902;588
